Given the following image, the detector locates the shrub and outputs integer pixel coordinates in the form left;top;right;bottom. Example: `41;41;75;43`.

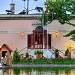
65;48;70;58
65;48;70;56
25;52;29;58
34;50;43;55
13;48;21;62
55;48;59;58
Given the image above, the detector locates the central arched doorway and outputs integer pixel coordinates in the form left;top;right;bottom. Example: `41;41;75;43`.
28;26;51;49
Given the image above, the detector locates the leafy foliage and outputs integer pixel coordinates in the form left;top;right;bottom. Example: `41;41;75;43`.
41;0;75;41
44;0;75;25
65;49;70;57
55;49;59;58
13;48;21;62
34;50;43;55
64;30;75;41
25;52;29;58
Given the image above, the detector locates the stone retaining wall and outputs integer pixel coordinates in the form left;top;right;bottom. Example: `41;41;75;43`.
11;64;75;68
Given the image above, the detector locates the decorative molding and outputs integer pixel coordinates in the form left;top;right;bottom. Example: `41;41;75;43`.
0;14;41;20
0;31;32;34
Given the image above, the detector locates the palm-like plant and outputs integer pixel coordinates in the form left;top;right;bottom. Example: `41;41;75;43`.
55;49;59;58
34;50;43;55
34;50;43;59
25;52;29;58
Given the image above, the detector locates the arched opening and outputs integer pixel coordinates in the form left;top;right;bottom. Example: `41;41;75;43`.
28;26;51;49
35;26;43;30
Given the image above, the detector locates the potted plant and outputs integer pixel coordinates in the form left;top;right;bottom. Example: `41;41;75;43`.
26;52;29;58
65;48;70;59
34;50;43;59
55;48;59;58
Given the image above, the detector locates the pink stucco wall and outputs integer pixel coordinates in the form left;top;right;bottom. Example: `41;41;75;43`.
0;20;34;31
47;20;75;50
47;20;75;58
0;19;75;58
0;20;36;51
0;20;74;51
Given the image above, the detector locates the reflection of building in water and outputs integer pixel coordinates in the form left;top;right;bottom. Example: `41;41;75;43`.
22;70;31;75
0;69;52;75
11;69;29;75
65;70;71;75
19;69;51;75
6;68;11;75
0;68;75;75
0;70;3;75
1;68;11;75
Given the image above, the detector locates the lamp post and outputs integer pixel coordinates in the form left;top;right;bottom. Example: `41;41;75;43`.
45;2;49;49
27;0;29;14
22;0;26;9
37;7;44;49
12;0;13;3
22;0;38;14
55;31;59;38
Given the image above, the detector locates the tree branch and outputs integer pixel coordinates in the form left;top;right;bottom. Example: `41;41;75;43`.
65;21;75;26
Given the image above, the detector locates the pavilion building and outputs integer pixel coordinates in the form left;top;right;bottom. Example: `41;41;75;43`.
0;14;75;58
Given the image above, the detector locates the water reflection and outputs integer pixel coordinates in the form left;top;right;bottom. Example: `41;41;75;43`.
0;67;75;75
0;68;11;75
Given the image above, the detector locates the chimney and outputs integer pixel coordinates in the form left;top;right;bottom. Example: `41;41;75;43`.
10;3;15;14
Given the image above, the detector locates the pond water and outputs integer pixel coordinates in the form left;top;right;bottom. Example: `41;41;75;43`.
0;67;75;75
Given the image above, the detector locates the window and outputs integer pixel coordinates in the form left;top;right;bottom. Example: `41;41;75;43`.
27;26;51;49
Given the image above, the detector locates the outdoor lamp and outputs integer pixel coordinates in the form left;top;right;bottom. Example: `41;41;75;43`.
67;44;69;49
66;43;73;58
55;31;59;38
66;44;73;50
69;44;73;50
21;32;25;38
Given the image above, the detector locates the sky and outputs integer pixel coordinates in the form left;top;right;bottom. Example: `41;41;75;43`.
0;0;46;14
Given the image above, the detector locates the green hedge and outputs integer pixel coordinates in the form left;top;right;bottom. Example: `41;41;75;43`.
12;59;75;64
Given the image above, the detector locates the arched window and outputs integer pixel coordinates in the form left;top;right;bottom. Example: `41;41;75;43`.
35;26;43;30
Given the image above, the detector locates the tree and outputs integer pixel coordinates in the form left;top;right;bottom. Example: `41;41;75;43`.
42;0;75;40
13;48;21;62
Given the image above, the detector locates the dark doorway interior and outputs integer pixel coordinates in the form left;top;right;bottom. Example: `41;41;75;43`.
2;51;7;57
